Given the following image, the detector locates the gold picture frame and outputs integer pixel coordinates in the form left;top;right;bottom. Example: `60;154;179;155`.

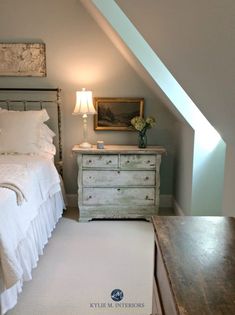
94;97;144;131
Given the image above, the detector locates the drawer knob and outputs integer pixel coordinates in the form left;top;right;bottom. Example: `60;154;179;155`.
117;188;121;191
147;160;151;163
145;195;153;201
106;160;112;164
88;195;92;199
145;176;149;181
88;160;92;163
126;160;130;163
117;171;120;174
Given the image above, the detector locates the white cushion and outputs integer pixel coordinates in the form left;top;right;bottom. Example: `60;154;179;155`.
38;140;56;155
38;124;56;156
0;108;49;122
40;124;56;144
0;110;50;154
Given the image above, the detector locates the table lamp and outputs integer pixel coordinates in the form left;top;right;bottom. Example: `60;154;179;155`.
73;88;96;148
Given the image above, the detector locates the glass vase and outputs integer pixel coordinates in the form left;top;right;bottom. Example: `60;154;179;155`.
138;132;147;148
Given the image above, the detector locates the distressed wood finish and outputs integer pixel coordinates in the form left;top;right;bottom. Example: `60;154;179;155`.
82;154;118;168
83;170;156;186
83;187;155;205
152;216;235;315
120;154;157;169
72;145;166;221
73;144;166;155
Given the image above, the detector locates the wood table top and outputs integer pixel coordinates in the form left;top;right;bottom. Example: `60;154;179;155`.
72;144;166;155
152;216;235;315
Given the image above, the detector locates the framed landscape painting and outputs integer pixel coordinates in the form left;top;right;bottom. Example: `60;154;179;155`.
94;97;144;131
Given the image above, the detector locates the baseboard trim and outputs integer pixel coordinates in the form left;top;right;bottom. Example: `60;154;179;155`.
159;194;173;208
173;199;185;216
66;194;173;208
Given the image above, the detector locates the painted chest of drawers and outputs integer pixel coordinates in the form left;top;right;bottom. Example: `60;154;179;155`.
72;145;166;221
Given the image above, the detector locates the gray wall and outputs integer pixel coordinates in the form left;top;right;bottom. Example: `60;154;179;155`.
0;0;177;197
174;122;194;215
117;0;235;215
117;0;235;149
223;145;235;216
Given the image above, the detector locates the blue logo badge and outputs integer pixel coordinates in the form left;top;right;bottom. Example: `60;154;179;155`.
111;289;124;302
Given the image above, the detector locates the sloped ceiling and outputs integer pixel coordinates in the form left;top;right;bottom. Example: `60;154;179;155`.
80;0;186;124
116;0;235;148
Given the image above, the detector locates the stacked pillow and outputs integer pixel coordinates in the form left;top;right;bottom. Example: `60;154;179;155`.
39;123;56;156
0;108;56;157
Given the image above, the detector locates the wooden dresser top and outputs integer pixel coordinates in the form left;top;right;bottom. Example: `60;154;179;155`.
72;145;166;155
152;216;235;315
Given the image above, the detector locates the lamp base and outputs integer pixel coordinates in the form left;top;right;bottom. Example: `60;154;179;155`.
79;142;93;149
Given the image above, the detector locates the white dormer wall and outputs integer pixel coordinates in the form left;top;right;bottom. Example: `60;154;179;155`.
117;0;235;149
115;0;235;216
85;0;227;216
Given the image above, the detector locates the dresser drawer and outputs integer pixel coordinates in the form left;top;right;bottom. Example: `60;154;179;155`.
83;170;155;186
83;188;155;205
120;154;156;169
82;154;118;168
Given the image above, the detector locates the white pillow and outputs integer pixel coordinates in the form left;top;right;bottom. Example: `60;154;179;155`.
38;124;56;156
38;140;56;155
40;124;56;144
0;108;49;122
0;110;50;154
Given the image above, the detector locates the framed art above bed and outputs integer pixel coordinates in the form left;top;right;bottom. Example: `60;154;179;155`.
0;43;46;77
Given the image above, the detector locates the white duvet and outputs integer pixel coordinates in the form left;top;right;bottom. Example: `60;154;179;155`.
0;163;29;205
0;155;61;290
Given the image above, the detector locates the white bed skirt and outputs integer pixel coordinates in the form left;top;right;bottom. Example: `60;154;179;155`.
0;191;64;315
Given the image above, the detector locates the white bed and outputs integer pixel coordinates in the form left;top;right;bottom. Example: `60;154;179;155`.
0;89;65;314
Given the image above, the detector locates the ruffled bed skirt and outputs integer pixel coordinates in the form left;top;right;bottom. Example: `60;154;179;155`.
0;191;64;315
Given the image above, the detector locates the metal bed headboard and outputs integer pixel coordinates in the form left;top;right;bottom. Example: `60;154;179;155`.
0;87;63;175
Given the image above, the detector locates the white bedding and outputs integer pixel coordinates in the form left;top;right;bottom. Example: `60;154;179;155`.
0;154;64;314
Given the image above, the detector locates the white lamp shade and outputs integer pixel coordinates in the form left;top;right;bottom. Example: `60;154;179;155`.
73;88;96;115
